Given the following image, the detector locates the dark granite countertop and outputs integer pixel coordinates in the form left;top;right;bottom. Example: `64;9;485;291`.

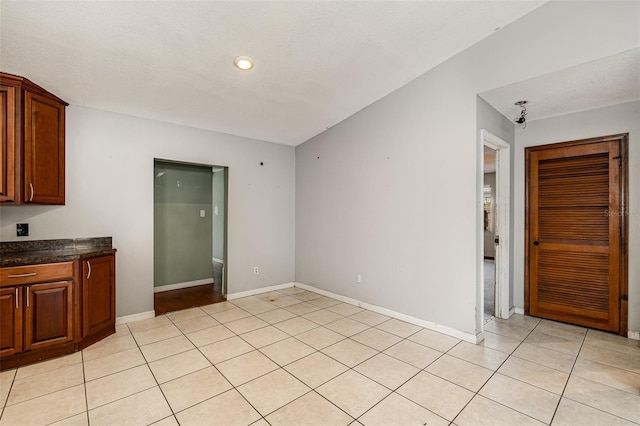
0;237;116;267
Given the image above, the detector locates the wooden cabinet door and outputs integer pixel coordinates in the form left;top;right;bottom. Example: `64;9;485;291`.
23;91;65;205
0;287;22;357
24;281;74;351
82;255;116;337
0;85;15;202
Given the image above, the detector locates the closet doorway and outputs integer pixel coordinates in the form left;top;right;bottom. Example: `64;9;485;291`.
153;159;228;315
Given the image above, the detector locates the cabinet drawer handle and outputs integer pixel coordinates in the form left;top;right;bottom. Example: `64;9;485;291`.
7;272;37;278
29;183;34;202
26;287;30;307
15;288;19;309
87;261;92;280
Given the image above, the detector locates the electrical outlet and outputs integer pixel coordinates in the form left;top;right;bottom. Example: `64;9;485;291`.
253;266;259;275
16;223;29;237
356;274;362;283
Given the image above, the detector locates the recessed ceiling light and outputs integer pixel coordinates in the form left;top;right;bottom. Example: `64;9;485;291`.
234;56;254;70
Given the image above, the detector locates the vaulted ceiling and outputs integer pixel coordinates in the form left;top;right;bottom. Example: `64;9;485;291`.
4;1;636;147
1;1;547;146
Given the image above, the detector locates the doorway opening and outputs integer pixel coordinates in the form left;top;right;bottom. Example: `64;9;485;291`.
481;130;511;328
483;147;497;323
153;159;228;315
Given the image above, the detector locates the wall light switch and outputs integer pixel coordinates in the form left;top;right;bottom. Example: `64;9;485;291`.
200;210;206;218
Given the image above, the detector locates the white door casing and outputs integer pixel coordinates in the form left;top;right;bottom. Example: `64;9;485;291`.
481;129;511;321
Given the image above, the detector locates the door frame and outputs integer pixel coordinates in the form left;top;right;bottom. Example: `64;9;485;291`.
481;130;511;321
524;134;629;336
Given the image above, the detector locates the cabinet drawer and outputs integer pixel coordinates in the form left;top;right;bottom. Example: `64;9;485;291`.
0;262;73;286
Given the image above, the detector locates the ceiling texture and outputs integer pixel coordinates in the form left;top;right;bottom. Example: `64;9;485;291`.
3;1;637;147
0;1;547;146
481;48;640;125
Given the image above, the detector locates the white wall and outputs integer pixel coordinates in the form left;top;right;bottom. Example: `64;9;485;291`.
296;1;639;336
514;101;640;334
0;106;296;317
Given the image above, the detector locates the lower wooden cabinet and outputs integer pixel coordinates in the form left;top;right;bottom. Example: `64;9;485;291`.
0;287;22;357
0;281;73;357
24;280;74;351
81;255;116;347
0;255;116;369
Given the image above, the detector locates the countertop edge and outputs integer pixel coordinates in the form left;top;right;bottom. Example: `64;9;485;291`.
1;248;117;268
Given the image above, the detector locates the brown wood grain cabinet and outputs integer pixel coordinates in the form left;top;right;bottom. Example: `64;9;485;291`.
0;256;116;369
81;254;116;348
24;280;74;351
0;72;67;205
0;287;22;357
0;262;74;361
0;85;16;202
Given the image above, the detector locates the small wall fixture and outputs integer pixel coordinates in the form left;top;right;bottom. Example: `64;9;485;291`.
234;56;254;70
514;100;527;128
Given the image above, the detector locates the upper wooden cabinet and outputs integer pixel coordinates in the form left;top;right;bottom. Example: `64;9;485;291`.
0;72;67;205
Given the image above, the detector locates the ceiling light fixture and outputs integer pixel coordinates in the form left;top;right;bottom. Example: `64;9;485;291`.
514;100;528;128
234;56;254;70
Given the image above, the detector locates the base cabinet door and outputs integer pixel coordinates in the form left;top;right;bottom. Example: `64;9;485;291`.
0;287;22;357
82;255;115;338
24;281;74;351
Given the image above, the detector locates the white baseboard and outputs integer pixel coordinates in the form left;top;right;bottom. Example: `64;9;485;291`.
227;282;295;300
514;307;525;315
153;279;213;293
116;310;155;325
294;282;481;344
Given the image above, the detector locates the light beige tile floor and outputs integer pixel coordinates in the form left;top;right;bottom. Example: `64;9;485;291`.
1;288;639;425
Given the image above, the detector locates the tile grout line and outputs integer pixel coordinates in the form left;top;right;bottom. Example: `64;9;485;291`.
134;319;183;425
148;308;279;424
352;327;451;424
161;291;350;424
80;350;89;426
547;327;588;425
217;295;398;423
3;299;442;425
5;291;637;426
0;306;505;420
83;323;177;423
163;310;270;424
449;317;543;425
0;368;17;423
6;296;402;422
202;293;383;424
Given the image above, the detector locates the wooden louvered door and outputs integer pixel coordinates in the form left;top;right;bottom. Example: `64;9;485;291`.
526;135;628;333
